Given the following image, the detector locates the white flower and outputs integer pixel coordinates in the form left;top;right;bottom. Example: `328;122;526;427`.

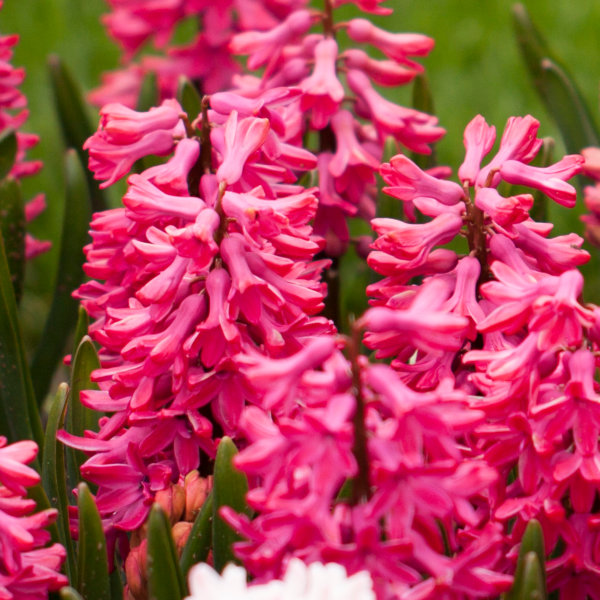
186;559;376;600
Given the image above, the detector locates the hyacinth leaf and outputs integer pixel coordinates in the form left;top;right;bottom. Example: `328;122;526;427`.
59;587;85;600
180;490;214;575
504;551;546;600
177;76;202;123
505;519;547;600
69;335;101;438
212;436;251;573
137;71;160;112
411;73;437;171
31;149;91;405
72;305;90;359
147;503;187;600
77;482;111;600
0;128;17;182
47;54;108;213
512;4;600;153
0;177;25;302
41;383;76;582
0;226;43;455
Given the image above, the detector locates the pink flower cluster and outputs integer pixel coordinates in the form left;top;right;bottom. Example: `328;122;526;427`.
230;0;444;256
362;114;600;596
222;337;510;599
91;0;307;107
0;0;49;258
0;437;67;598
60;92;333;533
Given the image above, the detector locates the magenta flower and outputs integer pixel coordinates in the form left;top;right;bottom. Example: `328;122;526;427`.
0;6;48;258
0;438;67;599
84;98;185;188
66;94;333;534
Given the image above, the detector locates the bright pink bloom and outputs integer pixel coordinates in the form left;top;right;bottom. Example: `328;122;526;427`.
345;19;434;68
84;98;184;188
0;438;67;599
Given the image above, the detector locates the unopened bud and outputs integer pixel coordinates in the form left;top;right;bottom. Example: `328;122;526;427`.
172;521;194;556
184;471;212;522
124;539;148;600
155;483;186;524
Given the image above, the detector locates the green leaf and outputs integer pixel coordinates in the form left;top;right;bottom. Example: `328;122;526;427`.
505;520;547;600
0;177;25;302
180;490;213;576
212;436;251;573
42;383;76;582
72;306;90;360
0;129;17;182
77;482;111;600
177;77;202;122
66;335;102;494
59;587;85;600
512;4;600;153
69;335;101;438
538;58;600;153
47;55;108;213
411;72;438;171
0;226;43;455
31;150;92;405
147;504;186;600
507;552;546;600
137;71;160;112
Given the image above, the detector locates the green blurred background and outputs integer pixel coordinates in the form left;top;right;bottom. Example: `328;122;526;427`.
2;0;600;330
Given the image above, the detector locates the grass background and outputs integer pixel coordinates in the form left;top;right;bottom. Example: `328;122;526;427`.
2;0;600;330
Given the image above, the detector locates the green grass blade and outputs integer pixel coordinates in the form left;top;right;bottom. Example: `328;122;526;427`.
212;436;250;573
77;482;111;600
147;504;186;600
42;383;76;582
31;149;91;405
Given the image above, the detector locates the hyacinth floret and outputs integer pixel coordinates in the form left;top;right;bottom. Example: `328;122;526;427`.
362;113;600;595
222;335;509;600
0;437;67;599
60;91;333;534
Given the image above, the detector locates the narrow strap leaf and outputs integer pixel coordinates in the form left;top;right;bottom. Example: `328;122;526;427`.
47;55;108;213
180;490;213;575
0;227;43;455
42;383;76;582
504;519;547;600
147;503;186;600
411;73;437;171
71;306;89;359
68;335;101;439
0;177;25;302
77;483;111;600
212;436;251;573
0;129;17;182
31;150;92;405
137;71;160;112
512;4;600;153
177;76;202;122
59;587;85;600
